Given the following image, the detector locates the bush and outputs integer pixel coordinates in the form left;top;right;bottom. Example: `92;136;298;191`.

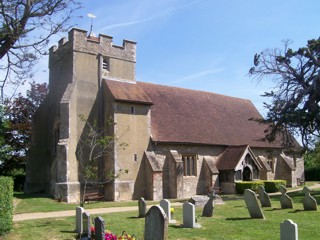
264;180;287;193
235;181;264;194
0;176;14;235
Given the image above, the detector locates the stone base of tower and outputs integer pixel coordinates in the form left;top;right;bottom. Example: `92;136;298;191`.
55;182;80;203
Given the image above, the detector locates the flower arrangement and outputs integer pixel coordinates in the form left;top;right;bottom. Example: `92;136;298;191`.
170;207;175;217
90;226;135;240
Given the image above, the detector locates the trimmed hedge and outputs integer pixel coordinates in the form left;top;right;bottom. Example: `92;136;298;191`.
0;176;13;236
264;180;286;193
235;181;264;194
235;180;287;194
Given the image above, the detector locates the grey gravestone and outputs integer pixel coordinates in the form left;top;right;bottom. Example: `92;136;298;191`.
244;189;265;219
188;195;209;207
76;206;84;234
258;185;271;208
94;217;105;240
160;199;176;223
202;192;214;217
82;212;91;239
138;197;147;218
183;202;201;228
280;219;298;240
302;186;317;211
279;185;293;209
144;205;168;240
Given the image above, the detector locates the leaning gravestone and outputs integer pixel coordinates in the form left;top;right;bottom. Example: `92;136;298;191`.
183;202;201;228
138;197;147;218
94;217;105;240
279;185;293;209
82;212;91;240
202;192;214;217
244;189;265;219
280;219;298;240
76;206;84;234
302;186;317;211
258;185;272;208
144;205;168;240
160;199;176;223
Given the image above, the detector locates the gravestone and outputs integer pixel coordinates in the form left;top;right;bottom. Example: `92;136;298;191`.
82;212;91;240
160;199;176;223
138;197;147;218
144;205;168;240
302;186;317;211
243;189;265;219
188;195;209;207
94;217;105;240
183;202;201;228
280;219;298;240
202;192;214;217
279;185;293;209
76;206;84;234
258;185;271;208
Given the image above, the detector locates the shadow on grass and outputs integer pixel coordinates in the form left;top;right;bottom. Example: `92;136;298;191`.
265;208;282;211
225;217;252;221
127;216;140;219
14;192;52;200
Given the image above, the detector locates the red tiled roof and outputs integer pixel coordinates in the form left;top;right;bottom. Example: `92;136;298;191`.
137;82;283;148
105;80;284;148
104;80;152;104
216;146;247;170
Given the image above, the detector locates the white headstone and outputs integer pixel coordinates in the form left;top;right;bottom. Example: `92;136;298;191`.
76;206;84;234
160;199;176;223
280;219;298;240
138;197;147;218
244;189;265;219
183;202;201;228
144;205;168;240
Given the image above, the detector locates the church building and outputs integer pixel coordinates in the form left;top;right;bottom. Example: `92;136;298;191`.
25;28;304;202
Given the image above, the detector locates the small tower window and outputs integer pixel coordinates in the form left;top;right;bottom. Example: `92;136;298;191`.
102;58;109;71
134;153;138;162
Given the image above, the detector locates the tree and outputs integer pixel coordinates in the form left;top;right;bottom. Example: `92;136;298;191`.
76;114;128;206
0;0;81;99
0;81;48;175
249;39;320;150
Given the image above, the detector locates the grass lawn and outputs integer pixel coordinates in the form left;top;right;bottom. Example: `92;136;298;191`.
4;182;320;240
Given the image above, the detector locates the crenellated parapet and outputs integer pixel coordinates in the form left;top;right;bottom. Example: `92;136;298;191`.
49;28;136;67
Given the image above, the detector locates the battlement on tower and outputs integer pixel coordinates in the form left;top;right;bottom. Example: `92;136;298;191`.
49;28;136;66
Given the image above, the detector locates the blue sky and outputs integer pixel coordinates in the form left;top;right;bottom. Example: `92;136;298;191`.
35;0;320;113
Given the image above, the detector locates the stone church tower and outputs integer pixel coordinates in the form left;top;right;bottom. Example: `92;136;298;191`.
25;28;137;202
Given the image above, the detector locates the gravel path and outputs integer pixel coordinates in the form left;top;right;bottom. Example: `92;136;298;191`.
13;202;183;222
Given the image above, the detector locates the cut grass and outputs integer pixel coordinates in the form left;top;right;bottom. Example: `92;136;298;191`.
7;182;319;239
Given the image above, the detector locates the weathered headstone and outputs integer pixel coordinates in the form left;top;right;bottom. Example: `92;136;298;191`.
183;202;201;228
94;217;105;240
76;206;84;234
258;185;271;208
188;195;209;207
202;192;214;217
279;185;293;209
82;212;91;239
144;205;168;240
280;219;298;240
302;186;317;211
138;197;147;218
160;199;176;223
243;189;265;219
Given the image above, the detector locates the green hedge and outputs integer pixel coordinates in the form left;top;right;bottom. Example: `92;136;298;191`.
264;180;287;193
235;181;264;194
235;180;287;194
0;176;13;235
